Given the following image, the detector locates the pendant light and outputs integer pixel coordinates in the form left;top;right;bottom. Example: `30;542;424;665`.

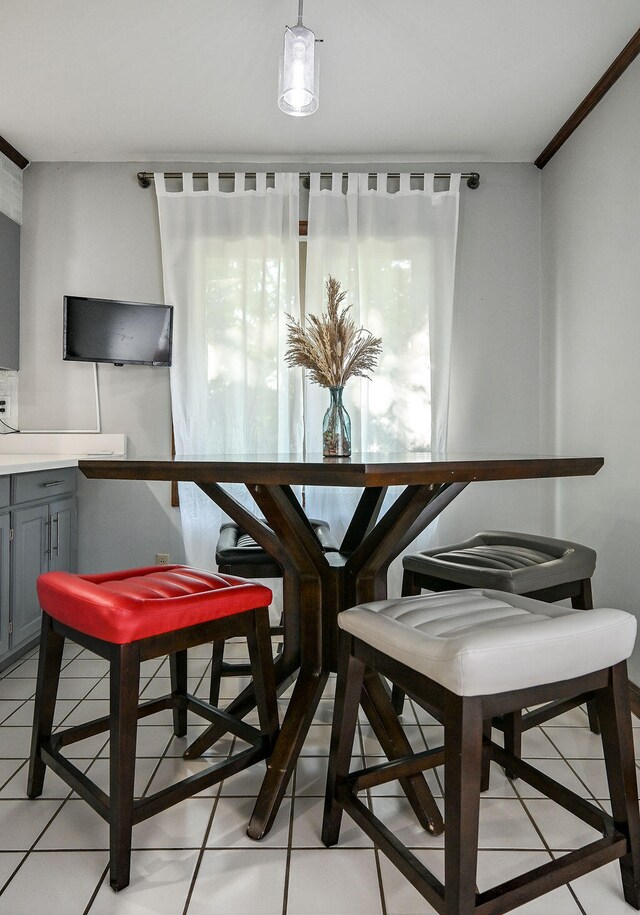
278;0;320;117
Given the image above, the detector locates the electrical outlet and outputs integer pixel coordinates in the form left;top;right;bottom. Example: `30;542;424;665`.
155;553;170;565
0;396;11;414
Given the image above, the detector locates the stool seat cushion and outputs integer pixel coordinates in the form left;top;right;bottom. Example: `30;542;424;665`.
338;589;636;697
37;565;273;645
216;519;339;570
402;531;596;593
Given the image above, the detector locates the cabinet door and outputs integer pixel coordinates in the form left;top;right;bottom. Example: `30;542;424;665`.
48;496;78;573
11;504;48;649
0;211;20;371
0;514;10;658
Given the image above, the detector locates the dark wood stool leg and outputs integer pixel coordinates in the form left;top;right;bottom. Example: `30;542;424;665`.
597;661;640;908
390;681;406;716
109;643;140;892
170;650;188;738
247;607;280;751
502;710;524;780
481;718;492;792
27;614;65;798
209;639;225;707
444;691;483;915
390;688;404;715
585;700;601;736
391;569;422;716
323;632;365;848
572;581;601;735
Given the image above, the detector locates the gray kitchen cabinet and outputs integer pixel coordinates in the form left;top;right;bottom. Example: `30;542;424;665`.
0;210;20;371
0;467;77;669
11;502;48;648
0;513;9;658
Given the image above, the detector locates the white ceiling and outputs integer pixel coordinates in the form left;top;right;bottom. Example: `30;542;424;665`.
1;0;639;164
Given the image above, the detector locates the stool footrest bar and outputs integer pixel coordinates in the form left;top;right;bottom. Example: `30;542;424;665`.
348;746;445;792
520;693;593;730
184;694;269;744
475;835;627;915
490;743;615;833
50;696;174;749
43;739;270;827
335;784;445;910
41;746;110;819
132;743;270;823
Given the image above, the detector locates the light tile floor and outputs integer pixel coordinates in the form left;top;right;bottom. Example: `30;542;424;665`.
0;639;638;914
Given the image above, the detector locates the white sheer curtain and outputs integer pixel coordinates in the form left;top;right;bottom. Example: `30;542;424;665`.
155;172;302;569
303;172;461;584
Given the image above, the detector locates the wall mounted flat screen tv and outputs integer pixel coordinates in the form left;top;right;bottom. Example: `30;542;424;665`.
63;296;173;366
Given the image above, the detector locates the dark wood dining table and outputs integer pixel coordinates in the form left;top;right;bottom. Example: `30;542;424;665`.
79;451;603;839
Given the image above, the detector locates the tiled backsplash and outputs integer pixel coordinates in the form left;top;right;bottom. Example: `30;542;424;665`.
0;153;23;430
0;370;18;432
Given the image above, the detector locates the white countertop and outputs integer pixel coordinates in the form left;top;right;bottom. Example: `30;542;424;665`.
0;433;127;474
0;454;82;474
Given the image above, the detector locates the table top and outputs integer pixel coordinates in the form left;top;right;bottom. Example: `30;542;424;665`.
79;451;604;488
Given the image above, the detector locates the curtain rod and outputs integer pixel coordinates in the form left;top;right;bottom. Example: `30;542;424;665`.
136;170;480;190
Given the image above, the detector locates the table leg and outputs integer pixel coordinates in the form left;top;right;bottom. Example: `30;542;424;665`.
247;668;328;839
361;670;444;835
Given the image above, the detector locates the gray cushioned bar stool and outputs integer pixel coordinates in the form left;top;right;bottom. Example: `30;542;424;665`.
323;589;640;915
211;519;339;704
394;530;599;755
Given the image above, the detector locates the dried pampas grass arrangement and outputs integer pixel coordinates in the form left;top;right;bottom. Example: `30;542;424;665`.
285;276;382;388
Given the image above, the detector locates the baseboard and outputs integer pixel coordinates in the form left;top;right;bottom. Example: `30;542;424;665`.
629;680;640;719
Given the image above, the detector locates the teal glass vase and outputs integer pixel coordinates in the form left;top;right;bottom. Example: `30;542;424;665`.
322;386;351;457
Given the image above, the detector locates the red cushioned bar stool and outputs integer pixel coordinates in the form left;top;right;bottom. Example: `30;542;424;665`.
27;565;279;892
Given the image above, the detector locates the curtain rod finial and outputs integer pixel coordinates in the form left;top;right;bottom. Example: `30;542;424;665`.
466;173;480;189
137;172;151;189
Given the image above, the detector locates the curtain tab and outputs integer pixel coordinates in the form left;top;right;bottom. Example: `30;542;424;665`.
235;173;245;193
309;173;321;193
424;174;435;194
182;174;194;193
207;173;219;193
256;173;267;193
399;173;411;194
377;173;386;193
449;173;461;194
331;172;342;193
286;172;299;197
154;172;167;194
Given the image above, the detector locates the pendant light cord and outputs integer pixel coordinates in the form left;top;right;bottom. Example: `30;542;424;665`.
297;0;303;25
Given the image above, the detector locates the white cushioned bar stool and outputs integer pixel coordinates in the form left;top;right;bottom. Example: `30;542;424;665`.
323;589;640;915
395;530;600;755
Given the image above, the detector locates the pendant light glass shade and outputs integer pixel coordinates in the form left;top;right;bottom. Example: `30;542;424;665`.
278;20;319;116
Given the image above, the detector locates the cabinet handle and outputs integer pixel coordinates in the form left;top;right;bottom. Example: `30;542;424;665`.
51;515;59;558
42;480;65;488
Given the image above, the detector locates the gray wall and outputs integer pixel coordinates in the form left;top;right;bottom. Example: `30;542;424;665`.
18;160;546;574
442;163;546;540
540;57;640;680
19;163;184;572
